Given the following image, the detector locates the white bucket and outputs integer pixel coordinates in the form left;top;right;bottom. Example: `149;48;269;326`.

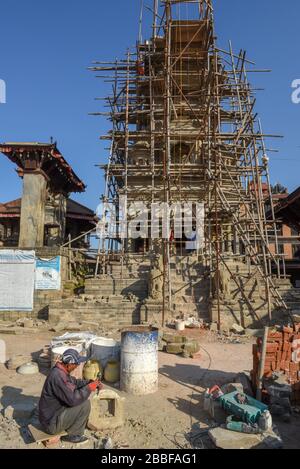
175;320;186;331
90;337;120;368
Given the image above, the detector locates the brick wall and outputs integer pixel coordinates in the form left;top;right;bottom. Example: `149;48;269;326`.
252;325;300;404
282;225;293;259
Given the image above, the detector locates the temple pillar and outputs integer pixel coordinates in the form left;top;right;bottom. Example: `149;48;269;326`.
19;171;47;248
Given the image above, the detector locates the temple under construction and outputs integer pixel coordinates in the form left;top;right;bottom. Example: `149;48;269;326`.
80;0;295;330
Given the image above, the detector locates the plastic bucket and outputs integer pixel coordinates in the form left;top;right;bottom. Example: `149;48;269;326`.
175;320;186;331
90;337;120;368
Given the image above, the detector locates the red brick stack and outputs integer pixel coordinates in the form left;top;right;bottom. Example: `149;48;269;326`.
252;325;300;404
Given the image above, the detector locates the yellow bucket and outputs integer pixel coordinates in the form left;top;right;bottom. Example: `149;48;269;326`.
104;359;120;384
83;360;103;381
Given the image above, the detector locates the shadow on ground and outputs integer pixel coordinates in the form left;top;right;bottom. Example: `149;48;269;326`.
1;386;40;444
30;349;49;376
159;362;239;390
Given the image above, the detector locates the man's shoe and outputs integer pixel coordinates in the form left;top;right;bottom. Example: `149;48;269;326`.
61;435;89;445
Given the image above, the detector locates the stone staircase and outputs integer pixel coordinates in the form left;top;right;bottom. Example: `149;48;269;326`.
85;258;151;301
48;253;299;330
209;260;297;329
49;256;151;327
169;256;210;321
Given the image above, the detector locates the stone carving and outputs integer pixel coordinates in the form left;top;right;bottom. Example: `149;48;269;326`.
149;254;164;300
213;264;231;299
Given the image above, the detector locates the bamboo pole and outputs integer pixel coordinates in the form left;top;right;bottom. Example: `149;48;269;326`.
256;326;269;401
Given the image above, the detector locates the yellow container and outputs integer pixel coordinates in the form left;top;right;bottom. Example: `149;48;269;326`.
83;360;102;381
104;359;120;384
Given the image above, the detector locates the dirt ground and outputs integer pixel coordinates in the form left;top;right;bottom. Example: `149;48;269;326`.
0;328;299;449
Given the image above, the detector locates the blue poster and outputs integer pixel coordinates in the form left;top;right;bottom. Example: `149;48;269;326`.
35;256;61;290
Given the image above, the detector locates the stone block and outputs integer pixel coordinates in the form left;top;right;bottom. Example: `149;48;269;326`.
267;384;292;399
182;341;200;357
208;427;263;449
234;373;254;397
50;322;67;333
158;339;166;352
3;406;14;420
166;343;184;354
162;333;176;343
172;335;187;344
88;389;125;431
292;314;300;324
269;396;291;411
209;323;218;332
0;328;24;335
269;404;287;417
3;402;36;421
208;426;283;450
221;382;244;394
231;323;245;335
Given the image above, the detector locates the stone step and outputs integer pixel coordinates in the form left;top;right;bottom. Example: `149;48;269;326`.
86;280;147;287
86;274;148;282
170;273;202;280
172;294;208;304
172;289;208;299
172;303;209;316
171;282;208;289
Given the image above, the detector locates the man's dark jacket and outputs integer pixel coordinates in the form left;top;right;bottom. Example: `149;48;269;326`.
39;362;91;429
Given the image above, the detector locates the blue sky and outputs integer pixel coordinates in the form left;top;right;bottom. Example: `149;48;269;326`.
0;0;299;211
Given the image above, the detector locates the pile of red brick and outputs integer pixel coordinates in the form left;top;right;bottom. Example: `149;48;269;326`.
252;325;300;404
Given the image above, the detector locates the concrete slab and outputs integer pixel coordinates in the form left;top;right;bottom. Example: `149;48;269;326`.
209;427;263;449
208;427;283;449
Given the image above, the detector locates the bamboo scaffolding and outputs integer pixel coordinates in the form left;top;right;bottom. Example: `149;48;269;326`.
90;0;288;326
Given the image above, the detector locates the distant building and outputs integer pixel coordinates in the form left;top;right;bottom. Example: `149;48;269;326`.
0;197;96;248
0;142;96;249
268;187;300;287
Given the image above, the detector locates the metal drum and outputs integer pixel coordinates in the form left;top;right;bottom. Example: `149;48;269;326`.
120;326;158;395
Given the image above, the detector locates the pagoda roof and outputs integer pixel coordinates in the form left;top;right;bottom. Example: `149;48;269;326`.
0;142;86;194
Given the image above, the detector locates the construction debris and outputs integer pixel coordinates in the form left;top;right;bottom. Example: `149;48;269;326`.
231;324;245;335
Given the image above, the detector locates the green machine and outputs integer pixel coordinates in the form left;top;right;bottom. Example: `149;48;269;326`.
219;392;270;431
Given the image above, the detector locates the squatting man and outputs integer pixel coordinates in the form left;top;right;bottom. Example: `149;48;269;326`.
39;349;103;445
